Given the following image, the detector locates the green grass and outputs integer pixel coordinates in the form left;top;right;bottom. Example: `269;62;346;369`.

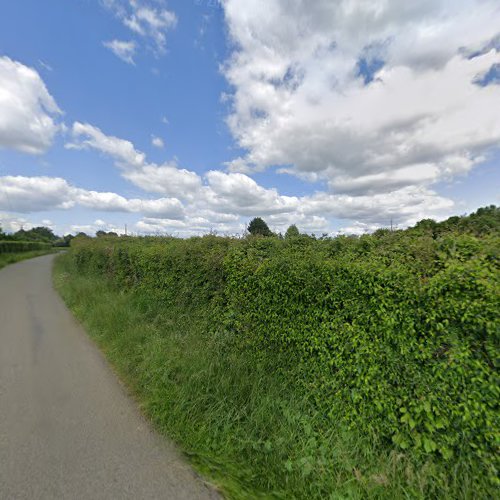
53;253;494;499
0;249;56;270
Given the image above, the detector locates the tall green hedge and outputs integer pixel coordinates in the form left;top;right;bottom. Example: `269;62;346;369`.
0;240;52;254
68;230;499;484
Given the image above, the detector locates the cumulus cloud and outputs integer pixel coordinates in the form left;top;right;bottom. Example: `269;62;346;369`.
67;122;202;198
0;56;62;154
0;175;185;219
67;122;147;167
103;39;137;64
70;220;127;236
0;212;38;233
302;186;454;226
135;213;246;238
123;165;202;198
102;0;177;54
0;176;74;212
63;120;456;232
203;171;299;216
74;190;185;218
222;0;500;194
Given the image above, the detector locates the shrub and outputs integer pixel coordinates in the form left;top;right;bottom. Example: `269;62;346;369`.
67;211;500;487
0;240;52;254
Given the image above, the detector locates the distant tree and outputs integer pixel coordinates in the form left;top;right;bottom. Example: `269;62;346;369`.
96;230;119;238
248;217;273;237
373;228;391;238
285;224;300;239
0;226;13;241
54;234;75;247
413;218;438;238
75;232;89;239
13;226;57;242
467;205;499;235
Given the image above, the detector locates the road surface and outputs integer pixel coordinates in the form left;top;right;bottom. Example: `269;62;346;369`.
0;254;219;499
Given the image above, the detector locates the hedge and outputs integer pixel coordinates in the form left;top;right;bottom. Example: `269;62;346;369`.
68;230;499;484
0;240;53;254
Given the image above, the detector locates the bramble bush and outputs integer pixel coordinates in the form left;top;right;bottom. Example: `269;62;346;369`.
68;208;499;486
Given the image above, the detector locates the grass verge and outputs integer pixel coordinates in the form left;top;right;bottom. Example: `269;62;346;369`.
53;252;493;499
0;249;56;271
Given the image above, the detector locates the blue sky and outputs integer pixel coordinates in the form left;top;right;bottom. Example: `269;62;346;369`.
0;0;499;236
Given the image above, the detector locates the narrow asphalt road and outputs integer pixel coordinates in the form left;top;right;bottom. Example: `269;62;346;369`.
0;255;219;500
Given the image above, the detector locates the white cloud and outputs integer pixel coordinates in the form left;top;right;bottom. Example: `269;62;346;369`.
103;0;177;54
103;39;137;64
63;120;457;232
67;121;146;167
70;220;127;236
151;135;164;148
0;176;75;212
0;175;185;219
67;122;202;198
302;186;454;226
222;0;500;195
203;170;299;216
123;164;202;198
74;190;185;218
135;214;246;238
0;212;37;233
338;221;383;236
0;56;62;154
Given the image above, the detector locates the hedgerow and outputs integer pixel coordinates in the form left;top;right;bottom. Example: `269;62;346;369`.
0;240;53;254
67;212;500;488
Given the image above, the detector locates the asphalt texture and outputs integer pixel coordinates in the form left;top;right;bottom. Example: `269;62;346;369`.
0;254;220;499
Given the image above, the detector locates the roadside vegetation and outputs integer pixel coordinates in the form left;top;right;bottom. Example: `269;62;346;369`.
0;249;56;270
0;225;73;270
0;225;73;247
0;240;56;271
54;206;499;499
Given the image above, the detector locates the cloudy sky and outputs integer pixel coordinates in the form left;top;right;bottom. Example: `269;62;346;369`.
0;0;499;236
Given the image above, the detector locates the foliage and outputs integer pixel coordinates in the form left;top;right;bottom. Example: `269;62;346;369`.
247;217;273;237
0;249;56;270
408;205;500;238
285;224;300;239
62;206;500;496
96;230;118;238
0;240;53;254
54;234;75;247
12;226;58;242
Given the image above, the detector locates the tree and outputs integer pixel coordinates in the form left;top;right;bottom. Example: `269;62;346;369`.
54;234;75;247
413;218;438;238
248;217;273;237
96;230;119;238
13;226;57;242
285;224;300;239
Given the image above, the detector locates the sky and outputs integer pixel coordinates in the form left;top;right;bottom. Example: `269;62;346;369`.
0;0;499;237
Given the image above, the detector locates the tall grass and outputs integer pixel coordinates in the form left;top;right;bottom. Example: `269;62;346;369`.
53;252;492;499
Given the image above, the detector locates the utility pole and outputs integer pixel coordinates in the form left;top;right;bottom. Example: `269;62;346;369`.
390;218;393;232
125;224;128;236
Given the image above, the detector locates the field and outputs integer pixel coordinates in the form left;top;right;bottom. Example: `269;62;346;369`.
54;207;499;499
